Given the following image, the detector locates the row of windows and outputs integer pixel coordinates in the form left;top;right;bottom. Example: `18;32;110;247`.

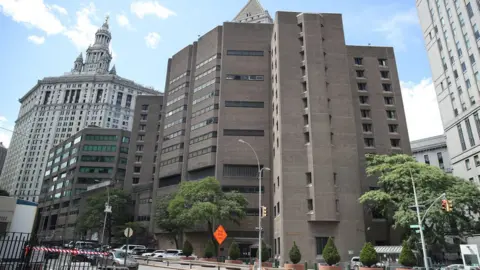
196;54;220;69
192;104;218;118
162;143;184;154
80;155;115;163
160;156;183;167
226;74;264;81
168;82;188;95
223;164;263;178
195;66;219;81
82;145;117;152
79;166;113;174
226;50;264;56
164;118;186;130
224;129;264;136
222;186;264;193
363;138;401;148
194;79;217;93
357;82;393;92
166;105;187;118
164;129;185;141
190;131;217;145
166;94;187;107
225;101;264;108
193;90;219;105
191;117;218;131
169;71;189;85
85;135;117;141
189;146;217;158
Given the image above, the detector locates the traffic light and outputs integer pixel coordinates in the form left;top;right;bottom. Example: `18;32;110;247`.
447;200;453;212
261;206;267;217
441;199;447;211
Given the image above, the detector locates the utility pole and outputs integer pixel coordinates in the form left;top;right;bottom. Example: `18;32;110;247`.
409;169;429;270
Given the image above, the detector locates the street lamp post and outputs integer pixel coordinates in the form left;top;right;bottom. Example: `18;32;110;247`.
409;170;445;270
238;139;270;270
94;180;111;245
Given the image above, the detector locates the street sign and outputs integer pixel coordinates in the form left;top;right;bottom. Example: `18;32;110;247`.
124;227;133;238
213;225;227;245
410;224;420;229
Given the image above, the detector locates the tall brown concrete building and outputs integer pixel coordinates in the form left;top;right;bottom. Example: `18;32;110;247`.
124;95;164;230
147;0;411;264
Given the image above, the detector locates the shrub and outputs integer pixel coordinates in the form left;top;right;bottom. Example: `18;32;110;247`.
182;240;193;257
256;241;270;262
289;242;302;264
204;240;215;258
359;242;378;267
229;241;241;260
322;237;341;266
399;241;416;267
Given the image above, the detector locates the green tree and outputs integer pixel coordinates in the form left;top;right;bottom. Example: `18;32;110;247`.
77;188;132;244
322;238;340;266
0;189;9;196
155;193;190;249
228;242;241;260
359;242;378;267
168;177;248;251
183;240;193;257
359;154;480;250
289;242;301;264
204;240;215;258
256;241;270;262
399;241;416;267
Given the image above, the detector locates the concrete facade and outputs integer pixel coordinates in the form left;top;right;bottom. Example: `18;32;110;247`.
0;142;7;177
270;12;411;263
416;0;480;182
411;135;453;173
0;18;160;202
126;1;411;264
124;95;164;230
36;127;131;241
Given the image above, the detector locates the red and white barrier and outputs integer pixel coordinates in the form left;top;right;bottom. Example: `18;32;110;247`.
32;246;109;255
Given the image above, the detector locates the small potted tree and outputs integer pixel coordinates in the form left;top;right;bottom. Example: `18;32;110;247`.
226;241;243;264
201;240;216;262
359;243;381;270
398;241;416;269
181;240;194;260
252;241;272;269
284;242;304;270
320;238;341;270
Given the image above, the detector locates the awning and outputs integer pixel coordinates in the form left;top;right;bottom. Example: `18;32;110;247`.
374;246;403;254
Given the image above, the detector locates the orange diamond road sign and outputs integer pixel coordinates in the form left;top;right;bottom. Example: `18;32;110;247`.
214;225;227;245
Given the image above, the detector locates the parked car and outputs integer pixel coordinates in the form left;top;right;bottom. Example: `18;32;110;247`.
350;256;362;270
131;248;155;256
163;249;183;258
98;251;139;270
114;245;146;254
142;250;165;257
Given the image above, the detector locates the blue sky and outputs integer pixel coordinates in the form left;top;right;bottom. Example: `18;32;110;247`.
0;0;445;147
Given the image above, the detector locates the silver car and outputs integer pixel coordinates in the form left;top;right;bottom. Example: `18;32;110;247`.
98;251;139;270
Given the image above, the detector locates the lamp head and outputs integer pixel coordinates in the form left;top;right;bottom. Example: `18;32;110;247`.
238;139;245;143
264;167;271;171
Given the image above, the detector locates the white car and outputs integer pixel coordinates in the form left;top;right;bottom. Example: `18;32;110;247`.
162;249;183;258
142;250;165;257
114;245;146;254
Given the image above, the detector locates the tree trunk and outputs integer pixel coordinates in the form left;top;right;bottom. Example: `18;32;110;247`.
207;221;217;256
173;234;179;249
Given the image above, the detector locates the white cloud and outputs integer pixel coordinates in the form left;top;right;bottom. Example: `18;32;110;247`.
0;0;65;35
116;14;134;30
0;116;12;148
48;4;67;15
27;35;45;44
63;3;99;50
130;1;176;19
401;78;445;141
373;8;419;51
144;32;160;49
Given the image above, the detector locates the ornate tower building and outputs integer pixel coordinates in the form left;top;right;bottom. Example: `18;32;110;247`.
0;17;161;202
